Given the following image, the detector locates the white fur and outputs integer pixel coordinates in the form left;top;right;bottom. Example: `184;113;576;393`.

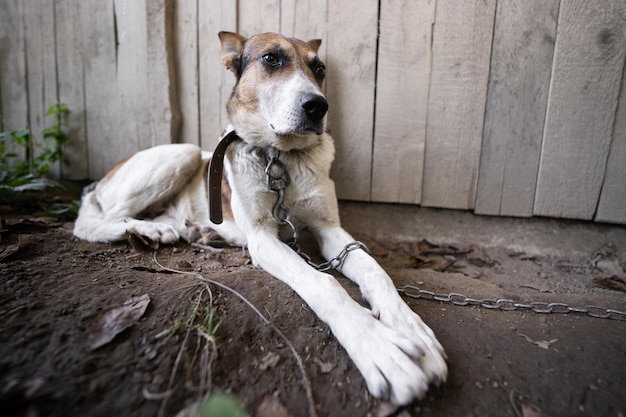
74;32;447;406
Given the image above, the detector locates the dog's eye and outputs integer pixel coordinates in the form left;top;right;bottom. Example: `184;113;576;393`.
314;64;326;77
262;53;281;68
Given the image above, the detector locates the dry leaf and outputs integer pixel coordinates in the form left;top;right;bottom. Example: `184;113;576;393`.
451;262;482;278
0;234;31;262
259;351;280;371
89;294;151;350
518;334;558;350
313;357;335;373
467;248;497;267
256;393;293;417
223;257;251;268
592;272;626;292
408;255;455;272
370;244;390;257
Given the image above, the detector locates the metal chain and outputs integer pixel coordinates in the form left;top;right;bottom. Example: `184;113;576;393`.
398;285;626;321
265;151;368;271
263;151;625;321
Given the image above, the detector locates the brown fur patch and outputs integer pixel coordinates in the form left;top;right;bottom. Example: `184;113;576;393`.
95;154;133;189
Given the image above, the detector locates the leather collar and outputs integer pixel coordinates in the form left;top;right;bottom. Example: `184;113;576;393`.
208;130;241;224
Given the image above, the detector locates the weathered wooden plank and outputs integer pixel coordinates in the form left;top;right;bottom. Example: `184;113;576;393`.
280;0;327;42
238;0;281;35
371;0;435;204
198;0;237;151
173;0;199;145
421;0;496;210
0;0;28;163
146;0;180;147
475;0;558;217
595;61;626;224
80;0;117;178
113;0;148;157
23;0;60;175
326;0;378;201
534;0;625;220
55;0;89;179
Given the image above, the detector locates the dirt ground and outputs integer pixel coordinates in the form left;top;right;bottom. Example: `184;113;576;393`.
1;186;625;417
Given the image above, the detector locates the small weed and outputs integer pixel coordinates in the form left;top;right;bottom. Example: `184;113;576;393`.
194;304;226;338
152;289;231;417
0;103;69;196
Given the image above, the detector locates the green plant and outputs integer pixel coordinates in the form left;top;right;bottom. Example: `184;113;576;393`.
0;103;69;195
199;392;245;417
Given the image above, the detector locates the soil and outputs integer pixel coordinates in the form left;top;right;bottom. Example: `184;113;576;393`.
1;186;625;417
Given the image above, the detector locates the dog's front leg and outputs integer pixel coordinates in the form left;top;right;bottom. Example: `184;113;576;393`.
313;225;448;401
247;228;440;405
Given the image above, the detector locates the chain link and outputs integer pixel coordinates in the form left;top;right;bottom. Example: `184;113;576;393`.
398;285;626;321
265;151;368;272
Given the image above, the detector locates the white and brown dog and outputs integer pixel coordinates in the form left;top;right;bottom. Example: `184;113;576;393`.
74;32;447;405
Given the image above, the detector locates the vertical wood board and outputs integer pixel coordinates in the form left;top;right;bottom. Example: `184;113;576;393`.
55;0;89;179
371;0;435;204
596;60;626;224
237;0;281;35
80;0;117;178
326;0;378;201
279;0;328;43
475;0;558;217
146;0;181;147
174;0;199;145
23;0;60;175
534;0;626;219
0;0;29;163
113;0;148;157
198;0;237;151
421;0;496;209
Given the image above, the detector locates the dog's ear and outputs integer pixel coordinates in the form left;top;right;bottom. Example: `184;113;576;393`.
307;39;322;53
218;31;246;74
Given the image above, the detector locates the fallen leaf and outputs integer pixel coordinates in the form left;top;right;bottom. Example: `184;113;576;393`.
370;244;390;257
313;357;335;373
222;257;251;268
518;334;558;350
256;393;293;417
451;262;482;278
510;390;556;417
467;247;497;267
594;259;624;278
259;351;280;371
592;272;626;292
89;294;151;350
0;235;31;262
408;255;455;272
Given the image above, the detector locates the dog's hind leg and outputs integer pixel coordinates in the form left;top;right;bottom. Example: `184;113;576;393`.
74;144;202;243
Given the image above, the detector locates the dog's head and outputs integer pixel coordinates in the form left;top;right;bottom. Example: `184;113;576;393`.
219;32;328;151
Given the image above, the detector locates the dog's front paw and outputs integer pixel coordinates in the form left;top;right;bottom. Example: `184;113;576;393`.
377;301;448;391
127;221;180;244
337;307;446;405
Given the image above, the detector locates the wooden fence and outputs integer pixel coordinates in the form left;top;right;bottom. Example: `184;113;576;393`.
1;0;625;224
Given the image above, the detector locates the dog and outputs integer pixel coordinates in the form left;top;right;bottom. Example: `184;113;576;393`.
74;31;447;405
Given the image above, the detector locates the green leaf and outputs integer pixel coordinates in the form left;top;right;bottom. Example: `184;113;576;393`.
46;103;69;116
199;392;245;417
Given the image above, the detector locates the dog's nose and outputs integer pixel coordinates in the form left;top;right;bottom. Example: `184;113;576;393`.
300;94;328;122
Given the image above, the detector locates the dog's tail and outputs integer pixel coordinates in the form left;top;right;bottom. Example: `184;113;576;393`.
73;189;130;243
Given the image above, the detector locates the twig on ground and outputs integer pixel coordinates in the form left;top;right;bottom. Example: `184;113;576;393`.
152;251;319;417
